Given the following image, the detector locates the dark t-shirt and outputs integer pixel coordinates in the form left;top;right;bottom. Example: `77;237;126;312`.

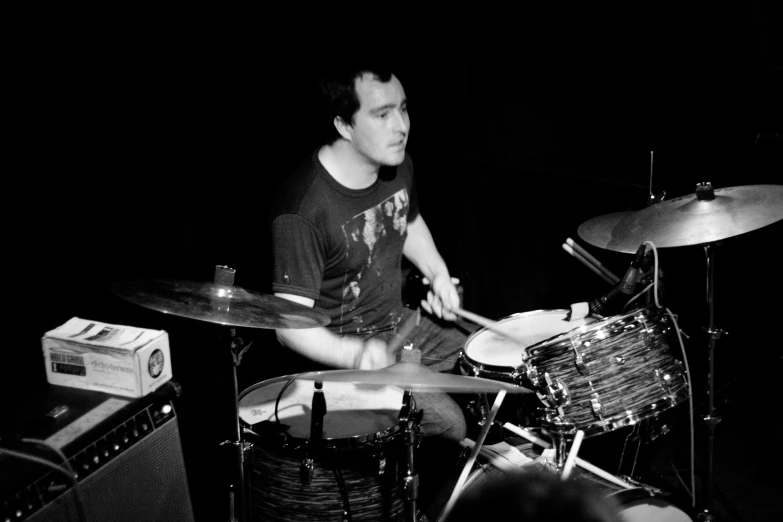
270;149;419;335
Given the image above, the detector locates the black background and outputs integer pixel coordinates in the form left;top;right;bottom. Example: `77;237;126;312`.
4;5;781;521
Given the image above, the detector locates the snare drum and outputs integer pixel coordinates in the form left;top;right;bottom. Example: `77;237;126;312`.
459;310;596;384
526;306;689;436
239;377;407;521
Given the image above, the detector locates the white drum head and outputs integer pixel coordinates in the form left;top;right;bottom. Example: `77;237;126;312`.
615;496;693;522
239;378;403;440
465;310;594;367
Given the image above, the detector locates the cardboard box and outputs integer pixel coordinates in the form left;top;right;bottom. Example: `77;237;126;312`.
42;317;172;398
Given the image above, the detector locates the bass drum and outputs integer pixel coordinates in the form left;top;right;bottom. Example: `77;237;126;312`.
608;488;694;522
428;442;694;522
239;376;408;522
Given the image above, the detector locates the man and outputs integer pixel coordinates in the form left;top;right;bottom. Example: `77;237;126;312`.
269;63;471;442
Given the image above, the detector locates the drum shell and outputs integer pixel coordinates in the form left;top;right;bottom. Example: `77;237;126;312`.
239;377;407;522
526;306;689;436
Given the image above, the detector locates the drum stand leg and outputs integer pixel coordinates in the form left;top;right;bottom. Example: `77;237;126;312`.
218;327;252;522
540;414;577;472
399;390;423;522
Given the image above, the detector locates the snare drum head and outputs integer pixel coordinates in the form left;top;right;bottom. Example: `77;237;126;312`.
464;310;595;367
239;377;403;440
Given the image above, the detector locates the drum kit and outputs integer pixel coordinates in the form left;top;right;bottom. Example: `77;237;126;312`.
111;183;783;522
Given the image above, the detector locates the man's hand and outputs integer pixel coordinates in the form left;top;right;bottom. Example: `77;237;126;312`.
420;275;460;321
356;338;395;369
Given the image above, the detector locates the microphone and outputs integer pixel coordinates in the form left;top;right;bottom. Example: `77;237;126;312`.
310;381;326;444
588;244;646;317
301;380;326;484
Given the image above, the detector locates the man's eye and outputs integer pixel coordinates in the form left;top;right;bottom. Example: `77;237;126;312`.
378;112;389;119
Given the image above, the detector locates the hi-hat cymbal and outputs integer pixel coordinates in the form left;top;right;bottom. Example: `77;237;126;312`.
578;184;783;253
299;363;534;394
111;279;330;329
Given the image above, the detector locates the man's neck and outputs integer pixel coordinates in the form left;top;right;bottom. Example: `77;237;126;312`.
318;141;379;190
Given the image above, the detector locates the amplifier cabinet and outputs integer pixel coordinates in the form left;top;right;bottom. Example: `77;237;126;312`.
1;384;195;522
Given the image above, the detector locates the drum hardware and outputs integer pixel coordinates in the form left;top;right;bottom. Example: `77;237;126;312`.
526;306;689;436
398;389;423;522
300;380;326;485
577;183;783;519
569;338;589;374
590;393;606;420
542;373;570;411
540;412;577;472
437;391;507;522
111;266;331;522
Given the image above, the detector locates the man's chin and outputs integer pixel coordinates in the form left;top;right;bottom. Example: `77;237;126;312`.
383;150;406;166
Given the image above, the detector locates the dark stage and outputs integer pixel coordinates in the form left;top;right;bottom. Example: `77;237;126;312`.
4;6;781;522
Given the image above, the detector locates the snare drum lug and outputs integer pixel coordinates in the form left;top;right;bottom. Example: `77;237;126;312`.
590;393;605;419
574;351;588;375
569;338;589;375
378;457;387;476
654;368;677;401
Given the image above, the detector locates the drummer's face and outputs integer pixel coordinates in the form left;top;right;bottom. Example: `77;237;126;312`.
340;73;410;168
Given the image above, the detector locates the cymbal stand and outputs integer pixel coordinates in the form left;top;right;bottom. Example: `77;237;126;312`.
219;327;252;522
698;241;725;521
398;389;423;522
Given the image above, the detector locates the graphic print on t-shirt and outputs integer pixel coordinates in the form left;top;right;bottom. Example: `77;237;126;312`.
340;188;409;333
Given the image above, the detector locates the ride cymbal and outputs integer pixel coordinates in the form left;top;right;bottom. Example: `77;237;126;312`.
111;279;330;329
578;184;783;253
299;363;534;394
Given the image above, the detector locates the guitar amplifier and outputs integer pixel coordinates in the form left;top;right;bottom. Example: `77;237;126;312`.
1;382;195;522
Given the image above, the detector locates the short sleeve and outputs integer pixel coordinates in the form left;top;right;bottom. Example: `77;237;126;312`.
271;214;325;300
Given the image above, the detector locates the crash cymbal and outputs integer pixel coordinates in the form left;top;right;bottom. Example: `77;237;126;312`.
578;184;783;253
111;279;330;329
299;363;534;394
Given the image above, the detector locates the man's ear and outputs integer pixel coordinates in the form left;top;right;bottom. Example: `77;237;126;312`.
334;116;353;142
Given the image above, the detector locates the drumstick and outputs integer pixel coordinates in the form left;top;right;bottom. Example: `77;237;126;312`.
450;308;527;346
502;423;635;490
565;238;620;284
438;390;506;522
386;311;420;355
561;429;584;480
562;243;616;285
459;438;520;474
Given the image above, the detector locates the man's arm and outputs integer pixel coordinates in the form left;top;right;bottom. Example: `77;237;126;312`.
403;214;460;320
274;293;393;369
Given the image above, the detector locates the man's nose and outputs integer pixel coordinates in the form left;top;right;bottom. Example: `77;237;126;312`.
393;110;409;134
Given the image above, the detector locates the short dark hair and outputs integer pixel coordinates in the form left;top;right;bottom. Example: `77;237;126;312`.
317;63;395;144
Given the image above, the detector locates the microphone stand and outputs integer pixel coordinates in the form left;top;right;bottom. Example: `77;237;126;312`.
399;389;422;522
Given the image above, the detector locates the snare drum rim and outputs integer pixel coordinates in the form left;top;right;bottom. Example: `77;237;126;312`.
577;387;691;437
238;375;404;450
464;309;592;360
527;306;665;358
607;487;696;520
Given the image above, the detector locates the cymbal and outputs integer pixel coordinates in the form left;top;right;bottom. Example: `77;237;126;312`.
578;184;783;253
111;279;330;329
299;363;534;394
